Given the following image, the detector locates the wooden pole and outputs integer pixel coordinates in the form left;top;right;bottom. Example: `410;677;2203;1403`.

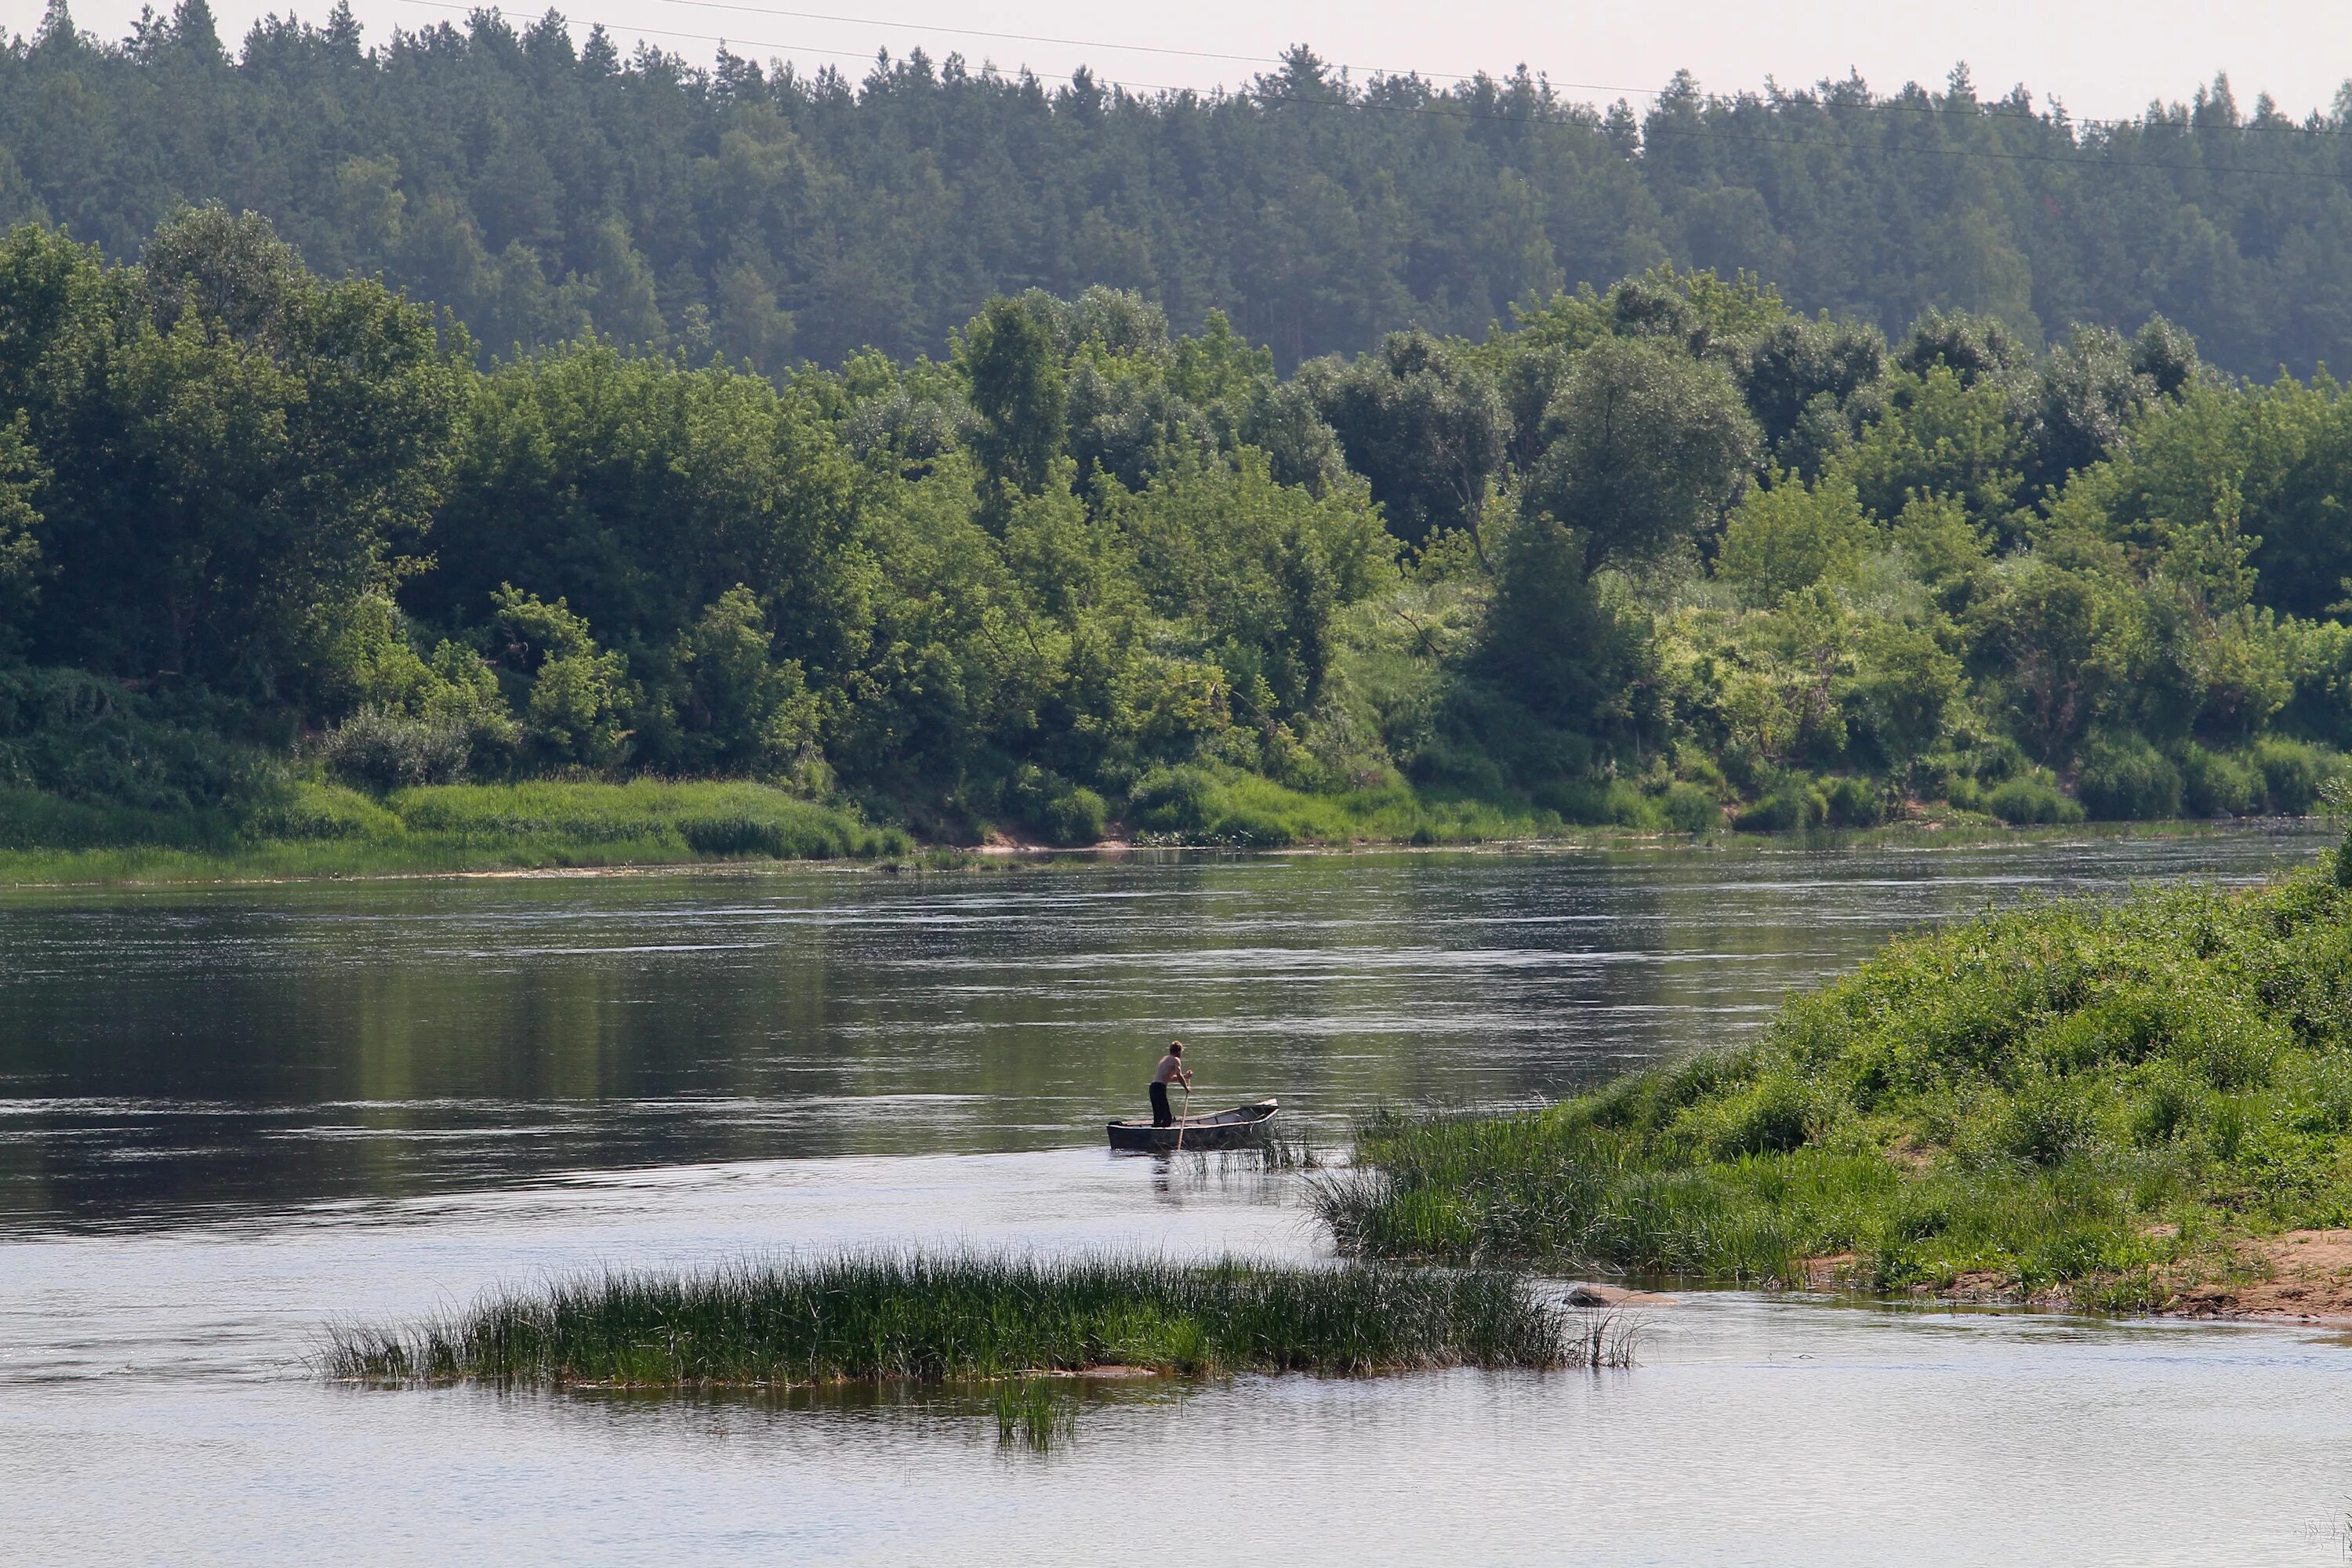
1174;1073;1192;1153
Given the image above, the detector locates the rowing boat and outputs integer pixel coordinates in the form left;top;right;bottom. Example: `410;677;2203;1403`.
1105;1098;1279;1152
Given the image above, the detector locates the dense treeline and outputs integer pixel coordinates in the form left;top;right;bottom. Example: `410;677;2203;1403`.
9;201;2352;848
13;2;2352;379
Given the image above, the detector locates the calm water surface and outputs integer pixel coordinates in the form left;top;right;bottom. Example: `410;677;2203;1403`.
4;829;2349;1564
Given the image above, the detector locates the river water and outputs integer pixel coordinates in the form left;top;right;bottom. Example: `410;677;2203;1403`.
4;829;2350;1564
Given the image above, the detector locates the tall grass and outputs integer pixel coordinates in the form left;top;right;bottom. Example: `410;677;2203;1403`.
993;1378;1080;1451
1321;863;2352;1307
322;1254;1575;1388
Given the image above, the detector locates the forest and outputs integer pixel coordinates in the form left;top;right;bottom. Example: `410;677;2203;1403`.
12;2;2352;378
6;191;2352;854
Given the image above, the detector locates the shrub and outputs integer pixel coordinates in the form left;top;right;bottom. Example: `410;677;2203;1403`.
2074;734;2181;821
0;664;278;813
1984;770;2083;826
2252;738;2331;815
2178;745;2265;817
1734;779;1828;833
1041;786;1108;846
1530;777;1657;828
1004;764;1107;846
1322;867;2352;1301
1824;775;1887;829
2001;1077;2101;1165
1532;779;1610;825
1662;782;1721;833
1126;766;1214;835
1693;1072;1818;1158
318;706;470;791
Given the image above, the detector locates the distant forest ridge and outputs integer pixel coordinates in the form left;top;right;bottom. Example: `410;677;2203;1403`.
8;0;2352;375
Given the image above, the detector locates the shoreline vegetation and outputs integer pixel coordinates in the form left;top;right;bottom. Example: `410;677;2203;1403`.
0;775;2318;890
11;219;2352;902
1317;847;2352;1319
322;1256;1583;1388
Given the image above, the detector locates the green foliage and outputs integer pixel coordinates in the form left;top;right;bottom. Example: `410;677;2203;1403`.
1526;334;1761;568
316;706;470;790
2254;737;2332;815
2076;733;2183;821
1316;329;1505;546
2;185;2352;858
1321;863;2352;1301
488;586;630;767
1979;768;2085;826
13;20;2352;390
0;662;277;811
0;211;464;695
659;586;819;776
2177;744;2266;817
1715;469;1875;605
960;297;1068;506
1733;777;1827;833
1109;450;1395;722
0;777;907;883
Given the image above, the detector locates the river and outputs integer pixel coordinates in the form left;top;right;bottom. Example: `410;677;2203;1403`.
3;828;2347;1564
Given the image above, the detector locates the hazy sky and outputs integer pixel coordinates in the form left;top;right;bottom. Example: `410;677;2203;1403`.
26;0;2352;124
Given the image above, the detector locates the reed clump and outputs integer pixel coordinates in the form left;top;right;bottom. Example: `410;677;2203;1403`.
992;1377;1079;1451
323;1254;1573;1388
1319;861;2352;1308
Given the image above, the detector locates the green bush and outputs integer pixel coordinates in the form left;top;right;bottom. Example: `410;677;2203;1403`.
1004;763;1109;846
2252;738;2331;815
1126;766;1214;835
1734;779;1828;833
1532;779;1611;825
1662;782;1721;833
1041;786;1108;846
2074;734;2182;821
1984;769;2084;826
2001;1077;2102;1165
1824;775;1887;829
317;706;471;791
0;665;278;813
2178;745;2265;817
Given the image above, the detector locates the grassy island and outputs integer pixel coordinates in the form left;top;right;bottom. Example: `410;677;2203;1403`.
324;1256;1576;1388
1319;852;2352;1313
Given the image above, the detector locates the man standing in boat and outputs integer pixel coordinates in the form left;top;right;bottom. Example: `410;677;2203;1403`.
1151;1040;1191;1127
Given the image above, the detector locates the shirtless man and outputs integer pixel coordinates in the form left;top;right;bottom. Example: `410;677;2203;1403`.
1149;1040;1192;1127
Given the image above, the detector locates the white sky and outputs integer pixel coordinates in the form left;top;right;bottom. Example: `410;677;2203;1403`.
18;0;2352;125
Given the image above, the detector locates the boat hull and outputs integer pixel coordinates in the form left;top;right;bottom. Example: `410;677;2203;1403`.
1106;1098;1279;1152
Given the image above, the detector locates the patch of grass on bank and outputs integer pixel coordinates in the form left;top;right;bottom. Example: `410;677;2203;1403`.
1318;856;2352;1309
324;1255;1571;1387
0;779;909;886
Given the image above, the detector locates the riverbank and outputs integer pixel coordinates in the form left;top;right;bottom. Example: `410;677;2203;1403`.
1317;853;2352;1316
0;771;2314;890
0;779;914;888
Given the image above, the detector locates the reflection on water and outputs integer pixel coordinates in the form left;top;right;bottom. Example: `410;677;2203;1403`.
5;827;2350;1565
0;828;2329;1225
